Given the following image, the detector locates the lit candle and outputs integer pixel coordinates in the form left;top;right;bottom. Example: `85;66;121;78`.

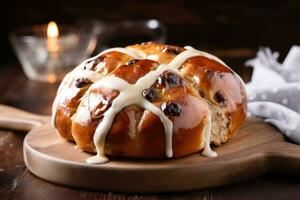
46;21;60;83
47;21;60;53
10;20;97;83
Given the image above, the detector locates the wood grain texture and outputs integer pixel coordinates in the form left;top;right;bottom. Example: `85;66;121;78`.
0;103;298;193
22;117;300;193
0;105;49;132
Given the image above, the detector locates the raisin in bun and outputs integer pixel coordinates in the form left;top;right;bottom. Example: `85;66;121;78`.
52;42;247;164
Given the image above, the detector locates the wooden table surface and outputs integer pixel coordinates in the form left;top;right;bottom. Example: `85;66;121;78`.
0;57;300;200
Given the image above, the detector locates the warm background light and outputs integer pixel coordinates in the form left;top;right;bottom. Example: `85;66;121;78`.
47;21;60;53
47;21;59;38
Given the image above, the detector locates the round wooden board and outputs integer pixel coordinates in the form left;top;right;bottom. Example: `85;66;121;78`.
23;117;300;193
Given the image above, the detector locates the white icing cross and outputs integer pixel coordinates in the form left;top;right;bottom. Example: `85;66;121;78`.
52;45;227;164
87;48;219;164
51;48;141;126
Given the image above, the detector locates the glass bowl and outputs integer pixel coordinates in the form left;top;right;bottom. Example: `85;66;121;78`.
9;22;99;83
94;19;167;51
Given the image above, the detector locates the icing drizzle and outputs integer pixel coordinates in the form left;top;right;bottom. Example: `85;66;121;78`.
52;45;226;164
51;47;140;126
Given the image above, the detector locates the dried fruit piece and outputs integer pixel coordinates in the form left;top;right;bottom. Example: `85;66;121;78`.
214;91;226;104
75;78;91;88
161;101;182;116
142;88;157;101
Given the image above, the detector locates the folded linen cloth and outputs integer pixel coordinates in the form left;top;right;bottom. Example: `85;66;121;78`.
246;46;300;143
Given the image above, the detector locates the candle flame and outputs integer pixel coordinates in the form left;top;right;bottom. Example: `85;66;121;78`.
47;21;59;38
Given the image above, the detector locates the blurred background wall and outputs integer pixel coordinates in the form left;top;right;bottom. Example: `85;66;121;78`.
0;0;299;65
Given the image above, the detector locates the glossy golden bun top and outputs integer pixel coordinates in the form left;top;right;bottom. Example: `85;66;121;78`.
52;42;247;163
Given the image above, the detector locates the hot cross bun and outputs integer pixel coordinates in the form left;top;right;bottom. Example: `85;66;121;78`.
52;42;247;164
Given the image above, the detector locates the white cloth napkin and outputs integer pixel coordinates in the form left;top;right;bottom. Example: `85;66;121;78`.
246;46;300;143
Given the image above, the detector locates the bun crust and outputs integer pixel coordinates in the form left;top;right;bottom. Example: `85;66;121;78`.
53;42;247;159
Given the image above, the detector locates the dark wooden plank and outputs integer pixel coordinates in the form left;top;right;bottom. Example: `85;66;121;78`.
0;66;58;115
0;130;26;200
